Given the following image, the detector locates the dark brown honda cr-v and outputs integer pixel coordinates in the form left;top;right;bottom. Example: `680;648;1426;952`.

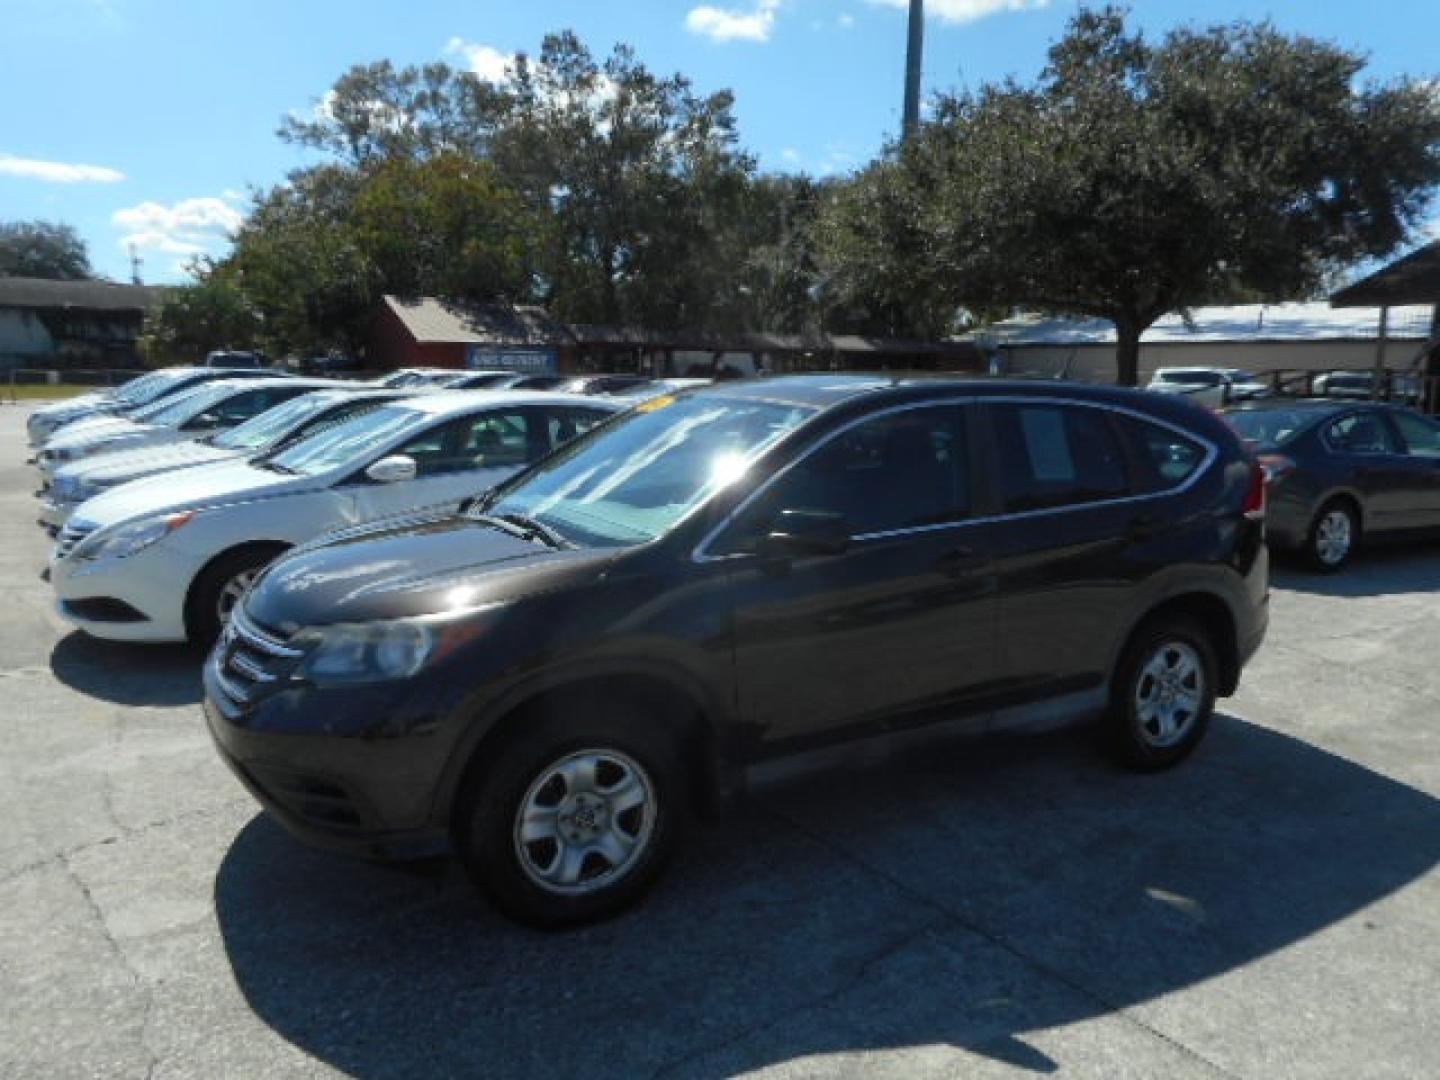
205;376;1269;926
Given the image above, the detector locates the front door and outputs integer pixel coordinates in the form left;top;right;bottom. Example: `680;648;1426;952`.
347;405;608;523
716;402;1002;755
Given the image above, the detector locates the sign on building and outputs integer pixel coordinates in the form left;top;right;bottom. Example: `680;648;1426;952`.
467;346;557;373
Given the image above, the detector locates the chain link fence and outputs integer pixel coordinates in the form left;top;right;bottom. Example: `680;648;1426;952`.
2;367;143;405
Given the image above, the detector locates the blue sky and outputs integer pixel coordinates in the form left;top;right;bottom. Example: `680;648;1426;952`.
3;0;1437;283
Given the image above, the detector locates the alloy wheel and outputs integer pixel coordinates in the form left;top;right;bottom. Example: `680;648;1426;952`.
1134;640;1205;748
1314;509;1353;567
216;568;262;625
513;749;657;895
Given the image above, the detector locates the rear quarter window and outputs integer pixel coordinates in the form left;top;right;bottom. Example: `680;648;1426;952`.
1113;414;1209;493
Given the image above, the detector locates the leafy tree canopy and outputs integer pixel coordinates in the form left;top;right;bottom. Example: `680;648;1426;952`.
822;6;1440;382
0;219;93;280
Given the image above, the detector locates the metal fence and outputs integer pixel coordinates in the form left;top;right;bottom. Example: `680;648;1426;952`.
2;367;144;404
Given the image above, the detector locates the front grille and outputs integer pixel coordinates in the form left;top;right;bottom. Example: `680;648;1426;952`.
214;605;304;706
55;519;98;560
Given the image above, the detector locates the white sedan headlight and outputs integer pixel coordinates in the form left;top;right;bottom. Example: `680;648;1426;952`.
72;511;196;562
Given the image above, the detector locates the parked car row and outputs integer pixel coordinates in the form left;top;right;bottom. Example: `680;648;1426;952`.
26;373;1274;927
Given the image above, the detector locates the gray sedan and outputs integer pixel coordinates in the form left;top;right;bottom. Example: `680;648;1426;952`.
1225;400;1440;570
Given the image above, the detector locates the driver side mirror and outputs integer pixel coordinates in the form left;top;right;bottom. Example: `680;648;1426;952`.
365;454;418;484
759;509;851;558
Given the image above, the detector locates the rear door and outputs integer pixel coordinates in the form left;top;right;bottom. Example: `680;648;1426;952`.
718;401;1003;753
975;400;1165;703
1388;410;1440;527
1320;410;1428;532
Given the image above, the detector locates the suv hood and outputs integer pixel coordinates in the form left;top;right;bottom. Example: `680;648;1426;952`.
245;515;620;630
74;458;312;530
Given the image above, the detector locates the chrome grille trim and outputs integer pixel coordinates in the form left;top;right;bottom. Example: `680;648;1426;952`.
231;606;303;659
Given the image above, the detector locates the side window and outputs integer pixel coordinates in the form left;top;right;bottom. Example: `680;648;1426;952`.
1391;412;1440;458
718;405;970;552
989;404;1129;513
544;409;609;454
1113;414;1208;492
391;412;530;478
1324;413;1400;455
213;390;270;423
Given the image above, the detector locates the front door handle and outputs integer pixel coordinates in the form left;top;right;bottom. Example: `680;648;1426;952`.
1127;514;1164;540
937;546;985;576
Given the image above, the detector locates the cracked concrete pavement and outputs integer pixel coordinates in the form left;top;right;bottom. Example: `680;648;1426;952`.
1;402;1437;1078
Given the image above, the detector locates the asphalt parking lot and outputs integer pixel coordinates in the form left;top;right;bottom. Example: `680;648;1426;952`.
2;402;1438;1080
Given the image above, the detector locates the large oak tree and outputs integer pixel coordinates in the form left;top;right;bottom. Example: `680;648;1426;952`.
825;6;1440;383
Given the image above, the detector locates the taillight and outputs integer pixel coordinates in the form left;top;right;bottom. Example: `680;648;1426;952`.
1243;459;1266;521
1256;454;1297;484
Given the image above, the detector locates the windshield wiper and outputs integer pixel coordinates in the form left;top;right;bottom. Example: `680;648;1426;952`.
472;512;571;550
252;457;299;475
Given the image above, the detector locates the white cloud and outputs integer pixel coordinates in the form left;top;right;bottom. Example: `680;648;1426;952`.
780;147;802;165
444;37;515;83
0;153;124;184
686;0;782;43
838;13;856;28
112;196;243;257
866;0;1049;25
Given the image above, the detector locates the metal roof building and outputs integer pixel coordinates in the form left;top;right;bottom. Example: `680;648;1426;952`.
971;302;1435;384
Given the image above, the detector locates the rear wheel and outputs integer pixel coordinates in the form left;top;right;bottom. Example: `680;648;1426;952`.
186;545;285;644
1107;616;1217;771
1305;499;1358;572
455;701;687;928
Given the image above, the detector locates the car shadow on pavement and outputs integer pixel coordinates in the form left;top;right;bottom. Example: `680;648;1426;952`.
1272;545;1440;598
214;716;1440;1078
49;631;205;706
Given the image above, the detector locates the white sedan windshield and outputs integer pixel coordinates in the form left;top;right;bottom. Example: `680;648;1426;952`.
482;395;815;547
266;405;425;476
214;393;333;451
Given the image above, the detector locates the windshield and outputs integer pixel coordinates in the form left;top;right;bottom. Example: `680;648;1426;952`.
113;371;172;404
126;383;215;422
1159;371;1220;386
482;394;816;548
1226;409;1328;452
213;392;333;451
266;404;424;476
145;382;236;427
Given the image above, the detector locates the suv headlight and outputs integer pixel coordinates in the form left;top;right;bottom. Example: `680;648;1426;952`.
288;607;501;687
73;511;196;562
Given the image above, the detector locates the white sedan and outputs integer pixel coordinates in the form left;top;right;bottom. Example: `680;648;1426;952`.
40;387;412;531
36;378;338;482
50;392;617;644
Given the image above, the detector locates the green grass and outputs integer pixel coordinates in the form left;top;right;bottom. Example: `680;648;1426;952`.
1;383;105;401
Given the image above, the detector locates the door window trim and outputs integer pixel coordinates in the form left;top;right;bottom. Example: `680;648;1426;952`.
692;395;1219;563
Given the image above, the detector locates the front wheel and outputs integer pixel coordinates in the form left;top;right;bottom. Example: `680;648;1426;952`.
1107;617;1217;771
186;545;285;644
455;703;687;928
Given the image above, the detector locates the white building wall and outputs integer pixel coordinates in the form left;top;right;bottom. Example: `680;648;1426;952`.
1002;338;1431;385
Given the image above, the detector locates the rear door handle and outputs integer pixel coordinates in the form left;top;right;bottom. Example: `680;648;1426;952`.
937;546;986;576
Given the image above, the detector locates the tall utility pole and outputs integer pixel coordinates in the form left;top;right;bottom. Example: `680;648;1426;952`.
902;0;924;139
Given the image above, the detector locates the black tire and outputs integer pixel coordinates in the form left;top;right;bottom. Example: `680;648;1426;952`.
454;699;688;928
1106;615;1218;771
185;545;285;645
1305;498;1359;573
